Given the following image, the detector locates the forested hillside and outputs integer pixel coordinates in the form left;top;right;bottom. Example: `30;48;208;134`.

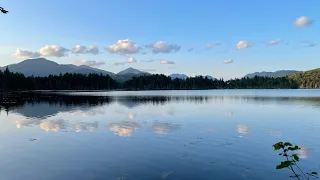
288;69;320;88
123;75;298;90
0;67;305;92
0;67;119;91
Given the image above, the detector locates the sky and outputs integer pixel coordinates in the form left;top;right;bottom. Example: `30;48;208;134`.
0;0;319;79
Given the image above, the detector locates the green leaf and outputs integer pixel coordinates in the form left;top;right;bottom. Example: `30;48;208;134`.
288;145;300;151
276;161;292;169
284;142;293;147
292;154;299;161
273;142;284;150
311;172;318;175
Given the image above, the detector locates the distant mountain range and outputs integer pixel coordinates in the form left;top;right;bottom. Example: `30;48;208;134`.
0;58;150;82
169;74;216;80
244;70;302;78
117;67;149;76
1;58;302;82
169;74;188;80
0;58;115;77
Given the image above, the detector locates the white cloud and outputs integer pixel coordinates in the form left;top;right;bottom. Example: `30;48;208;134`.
127;57;137;63
72;60;105;67
223;59;233;64
107;39;140;55
295;16;313;27
160;60;175;64
146;41;181;54
206;43;221;48
88;45;100;55
40;45;69;57
114;57;137;66
71;45;87;54
71;45;100;55
13;48;41;59
267;39;281;46
236;41;252;49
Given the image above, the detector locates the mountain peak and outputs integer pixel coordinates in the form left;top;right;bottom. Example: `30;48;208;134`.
245;70;301;78
117;67;149;75
169;73;188;80
1;58;114;77
20;58;59;65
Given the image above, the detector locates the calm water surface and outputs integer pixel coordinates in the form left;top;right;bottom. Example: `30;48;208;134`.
1;90;320;180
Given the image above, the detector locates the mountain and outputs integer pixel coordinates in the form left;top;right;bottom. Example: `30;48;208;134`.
117;67;149;76
0;58;115;77
245;70;301;78
114;68;151;82
288;68;320;88
205;75;215;80
169;73;188;80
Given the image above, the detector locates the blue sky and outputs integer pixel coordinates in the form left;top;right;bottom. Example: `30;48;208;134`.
0;0;319;79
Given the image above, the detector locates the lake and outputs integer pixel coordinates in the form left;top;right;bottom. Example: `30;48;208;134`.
1;90;320;180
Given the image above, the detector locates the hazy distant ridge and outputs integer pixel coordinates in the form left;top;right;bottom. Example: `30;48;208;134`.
0;58;115;77
244;70;301;78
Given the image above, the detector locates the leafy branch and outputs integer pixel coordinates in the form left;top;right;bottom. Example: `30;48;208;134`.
0;7;8;14
273;142;318;179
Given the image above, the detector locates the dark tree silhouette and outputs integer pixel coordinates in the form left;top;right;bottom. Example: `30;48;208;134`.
0;68;300;92
0;7;8;14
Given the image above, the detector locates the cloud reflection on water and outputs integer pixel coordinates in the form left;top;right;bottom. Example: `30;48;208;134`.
108;121;140;137
40;119;67;132
297;147;312;159
152;121;181;135
16;118;39;128
75;122;98;132
128;113;135;120
15;117;99;133
237;125;250;137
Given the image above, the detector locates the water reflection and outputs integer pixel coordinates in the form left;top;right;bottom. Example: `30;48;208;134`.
298;147;312;159
1;90;320;180
237;125;250;137
69;109;106;117
15;118;39;128
2;92;320;119
40;119;67;132
128;113;135;120
108;121;140;137
152;121;181;135
224;111;234;117
268;128;282;138
75;122;98;132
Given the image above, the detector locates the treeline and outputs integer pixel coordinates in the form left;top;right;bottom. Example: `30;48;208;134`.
0;67;119;91
123;74;299;90
0;68;299;92
288;68;320;88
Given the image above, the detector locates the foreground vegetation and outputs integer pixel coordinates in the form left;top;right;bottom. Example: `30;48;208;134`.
0;7;8;14
0;67;300;91
274;142;318;179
